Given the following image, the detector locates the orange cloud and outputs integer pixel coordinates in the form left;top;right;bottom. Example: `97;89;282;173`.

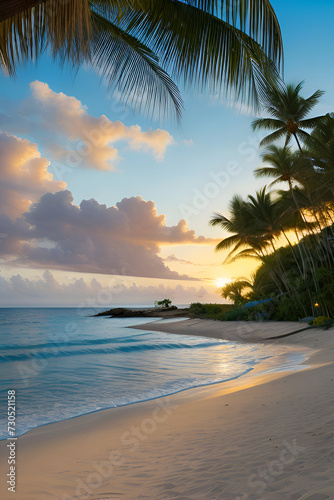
26;81;174;169
0;132;66;218
0;183;215;279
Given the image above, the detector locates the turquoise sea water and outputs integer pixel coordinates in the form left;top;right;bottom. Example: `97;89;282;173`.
0;308;310;439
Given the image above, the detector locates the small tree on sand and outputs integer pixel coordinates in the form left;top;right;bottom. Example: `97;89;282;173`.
154;299;172;308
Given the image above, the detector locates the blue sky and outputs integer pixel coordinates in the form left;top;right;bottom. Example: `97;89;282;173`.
0;0;334;305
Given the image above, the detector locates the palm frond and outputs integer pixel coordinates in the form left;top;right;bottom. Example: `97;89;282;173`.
128;0;283;67
252;117;285;131
121;1;282;109
254;166;281;183
296;128;313;144
1;0;284;117
209;213;232;228
224;247;261;264
299;116;328;129
259;127;286;146
298;89;325;119
220;240;249;261
89;11;184;120
0;0;90;75
215;234;242;252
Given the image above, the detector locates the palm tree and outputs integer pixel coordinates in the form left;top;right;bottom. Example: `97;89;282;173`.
255;145;302;192
209;194;270;264
254;145;315;232
246;186;292;249
210;187;311;302
252;81;325;152
305;113;334;192
210;187;298;263
221;280;252;307
0;0;283;119
222;270;277;304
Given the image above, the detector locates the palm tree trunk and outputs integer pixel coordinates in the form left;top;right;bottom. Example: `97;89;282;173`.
293;132;303;154
288;181;318;288
281;228;303;275
271;239;309;316
281;228;316;313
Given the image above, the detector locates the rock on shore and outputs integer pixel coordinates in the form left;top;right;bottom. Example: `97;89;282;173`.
94;306;191;318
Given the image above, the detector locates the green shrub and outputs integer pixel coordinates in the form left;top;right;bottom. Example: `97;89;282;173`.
223;307;249;321
322;318;334;330
312;315;330;326
189;303;234;320
189;302;206;315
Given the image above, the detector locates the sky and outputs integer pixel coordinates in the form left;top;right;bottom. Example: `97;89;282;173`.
1;0;334;307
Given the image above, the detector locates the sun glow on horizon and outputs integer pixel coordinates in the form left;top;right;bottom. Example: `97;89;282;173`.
215;277;230;288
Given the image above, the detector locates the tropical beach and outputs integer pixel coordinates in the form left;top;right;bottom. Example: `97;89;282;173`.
1;0;334;498
1;318;334;500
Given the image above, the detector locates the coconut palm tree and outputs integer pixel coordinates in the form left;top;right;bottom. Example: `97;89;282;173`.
305;114;334;192
210;187;296;263
254;145;317;235
209;194;270;264
211;187;313;302
222;270;278;304
246;186;291;249
221;279;252;307
0;0;283;119
252;81;325;152
255;145;302;191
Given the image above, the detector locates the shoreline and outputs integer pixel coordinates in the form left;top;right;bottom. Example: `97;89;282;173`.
0;319;313;442
130;317;316;343
0;341;311;443
1;320;334;499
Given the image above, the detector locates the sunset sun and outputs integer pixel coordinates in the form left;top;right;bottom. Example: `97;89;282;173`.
215;278;229;288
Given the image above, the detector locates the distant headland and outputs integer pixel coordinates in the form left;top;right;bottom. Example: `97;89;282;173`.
94;306;192;319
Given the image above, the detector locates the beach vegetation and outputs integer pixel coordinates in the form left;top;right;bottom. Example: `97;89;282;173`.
251;80;325;152
220;280;252;307
154;298;172;308
319;318;334;330
189;303;234;320
312;316;330;327
211;81;334;322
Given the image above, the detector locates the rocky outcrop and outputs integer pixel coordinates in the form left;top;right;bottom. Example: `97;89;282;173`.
94;306;191;318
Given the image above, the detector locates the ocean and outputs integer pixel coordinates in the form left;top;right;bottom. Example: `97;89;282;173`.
0;308;311;439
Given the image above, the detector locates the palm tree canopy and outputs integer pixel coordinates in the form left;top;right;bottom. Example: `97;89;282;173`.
221;279;252;305
305;113;334;172
255;145;302;187
247;186;288;238
0;0;283;119
252;81;325;149
209;188;284;264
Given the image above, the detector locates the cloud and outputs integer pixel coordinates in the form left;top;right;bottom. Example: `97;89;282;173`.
0;132;66;218
0;81;174;170
164;254;221;268
1;188;215;279
0;127;214;281
165;254;196;265
0;270;219;307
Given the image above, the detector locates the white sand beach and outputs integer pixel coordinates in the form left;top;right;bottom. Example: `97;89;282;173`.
1;320;334;500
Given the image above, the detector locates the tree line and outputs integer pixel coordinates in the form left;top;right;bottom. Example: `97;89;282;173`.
211;81;334;320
